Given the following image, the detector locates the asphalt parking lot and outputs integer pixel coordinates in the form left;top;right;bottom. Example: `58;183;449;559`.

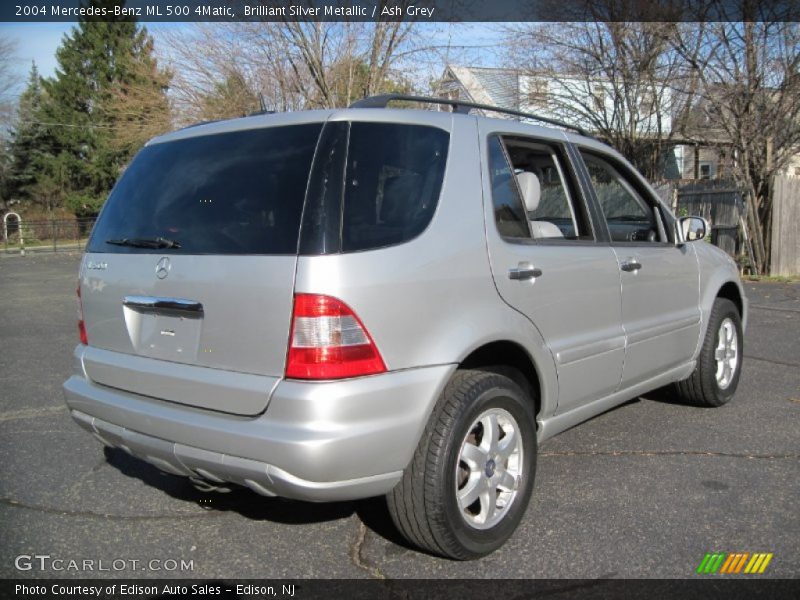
0;252;798;579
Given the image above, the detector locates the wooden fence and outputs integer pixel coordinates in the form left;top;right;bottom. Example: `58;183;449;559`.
771;175;800;277
675;180;744;258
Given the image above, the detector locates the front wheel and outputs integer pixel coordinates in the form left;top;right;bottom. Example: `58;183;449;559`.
387;370;537;559
674;297;743;407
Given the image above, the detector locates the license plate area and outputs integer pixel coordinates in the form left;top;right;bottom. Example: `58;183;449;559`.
124;307;203;361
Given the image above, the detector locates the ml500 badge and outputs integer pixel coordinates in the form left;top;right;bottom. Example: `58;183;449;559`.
86;261;107;270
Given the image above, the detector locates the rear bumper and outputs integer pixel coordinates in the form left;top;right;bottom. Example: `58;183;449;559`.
64;347;455;502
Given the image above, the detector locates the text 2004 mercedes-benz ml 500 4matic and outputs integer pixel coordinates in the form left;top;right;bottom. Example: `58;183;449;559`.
64;95;747;559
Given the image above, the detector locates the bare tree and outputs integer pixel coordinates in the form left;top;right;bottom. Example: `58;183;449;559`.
158;23;270;123
161;13;432;123
0;35;20;127
505;20;696;180
0;35;20;207
671;17;800;274
239;18;417;109
104;40;173;154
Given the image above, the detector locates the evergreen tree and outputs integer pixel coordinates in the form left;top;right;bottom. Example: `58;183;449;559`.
36;0;170;217
0;141;10;210
7;62;48;207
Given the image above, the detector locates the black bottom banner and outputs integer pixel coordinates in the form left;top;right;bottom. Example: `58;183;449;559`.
2;579;800;600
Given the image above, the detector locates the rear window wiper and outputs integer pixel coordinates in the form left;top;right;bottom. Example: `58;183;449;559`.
106;237;181;249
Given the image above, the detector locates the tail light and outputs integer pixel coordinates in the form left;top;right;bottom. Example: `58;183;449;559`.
77;283;88;345
286;293;386;380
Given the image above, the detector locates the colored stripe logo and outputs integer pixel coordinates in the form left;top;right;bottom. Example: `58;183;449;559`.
696;552;773;574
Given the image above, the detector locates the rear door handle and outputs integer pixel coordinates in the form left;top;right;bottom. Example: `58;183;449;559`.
620;259;642;272
508;262;543;281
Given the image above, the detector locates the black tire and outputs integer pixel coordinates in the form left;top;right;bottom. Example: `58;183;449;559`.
387;369;537;559
673;297;743;407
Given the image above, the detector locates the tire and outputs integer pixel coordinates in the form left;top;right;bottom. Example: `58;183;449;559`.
387;369;537;559
673;297;743;407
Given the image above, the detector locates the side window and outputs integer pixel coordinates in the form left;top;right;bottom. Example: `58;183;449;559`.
487;136;530;239
503;138;591;240
342;123;449;252
581;152;663;243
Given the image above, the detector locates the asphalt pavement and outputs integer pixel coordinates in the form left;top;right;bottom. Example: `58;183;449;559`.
0;253;797;579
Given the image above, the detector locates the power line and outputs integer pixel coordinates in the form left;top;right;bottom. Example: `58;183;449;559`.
13;119;120;130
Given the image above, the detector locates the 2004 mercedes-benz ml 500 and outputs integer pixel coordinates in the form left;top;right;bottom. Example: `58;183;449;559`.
64;95;747;559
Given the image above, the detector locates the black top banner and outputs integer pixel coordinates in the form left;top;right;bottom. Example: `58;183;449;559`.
3;0;799;23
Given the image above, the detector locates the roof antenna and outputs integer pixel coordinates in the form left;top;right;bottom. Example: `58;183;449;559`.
259;92;267;112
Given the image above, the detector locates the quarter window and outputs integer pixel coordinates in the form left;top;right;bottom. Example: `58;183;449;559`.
487;136;530;239
299;121;450;254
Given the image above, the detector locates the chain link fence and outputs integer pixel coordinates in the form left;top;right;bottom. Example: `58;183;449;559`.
2;217;97;255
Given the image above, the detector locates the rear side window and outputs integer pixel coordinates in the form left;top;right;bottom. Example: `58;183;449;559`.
299;121;450;254
88;124;322;255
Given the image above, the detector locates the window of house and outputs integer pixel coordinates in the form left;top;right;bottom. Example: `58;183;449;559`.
638;90;655;116
527;79;549;109
700;163;712;179
592;86;605;111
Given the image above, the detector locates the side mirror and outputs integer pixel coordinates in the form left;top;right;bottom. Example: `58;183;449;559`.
679;216;709;242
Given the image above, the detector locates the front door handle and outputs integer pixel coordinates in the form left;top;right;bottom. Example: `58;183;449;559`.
620;258;642;272
508;262;543;280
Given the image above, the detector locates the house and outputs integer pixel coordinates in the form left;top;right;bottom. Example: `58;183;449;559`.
436;65;739;181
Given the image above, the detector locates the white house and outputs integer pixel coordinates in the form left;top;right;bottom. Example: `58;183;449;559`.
437;65;721;181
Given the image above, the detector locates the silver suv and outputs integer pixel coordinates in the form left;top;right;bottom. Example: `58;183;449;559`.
64;95;747;559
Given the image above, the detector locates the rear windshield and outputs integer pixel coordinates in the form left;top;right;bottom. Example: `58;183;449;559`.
87;123;322;255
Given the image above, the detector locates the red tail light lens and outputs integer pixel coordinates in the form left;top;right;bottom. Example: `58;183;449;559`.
77;284;88;345
286;294;386;380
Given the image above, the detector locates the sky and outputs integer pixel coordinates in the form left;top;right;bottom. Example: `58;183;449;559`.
1;22;70;83
0;21;505;100
1;22;187;93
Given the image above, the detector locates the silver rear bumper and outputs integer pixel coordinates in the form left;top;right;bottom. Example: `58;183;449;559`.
63;348;454;502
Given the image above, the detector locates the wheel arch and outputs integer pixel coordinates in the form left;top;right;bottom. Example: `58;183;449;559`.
717;280;744;317
459;340;545;419
701;277;748;334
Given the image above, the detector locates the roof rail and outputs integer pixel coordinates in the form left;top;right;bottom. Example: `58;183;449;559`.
177;118;222;131
349;94;590;137
246;109;276;117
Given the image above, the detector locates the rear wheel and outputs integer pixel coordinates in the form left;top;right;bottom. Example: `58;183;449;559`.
387;370;537;559
674;297;743;407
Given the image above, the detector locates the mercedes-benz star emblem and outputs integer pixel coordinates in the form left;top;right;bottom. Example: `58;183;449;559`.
155;257;171;279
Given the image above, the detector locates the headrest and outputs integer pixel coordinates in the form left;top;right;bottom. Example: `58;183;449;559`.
516;171;541;212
